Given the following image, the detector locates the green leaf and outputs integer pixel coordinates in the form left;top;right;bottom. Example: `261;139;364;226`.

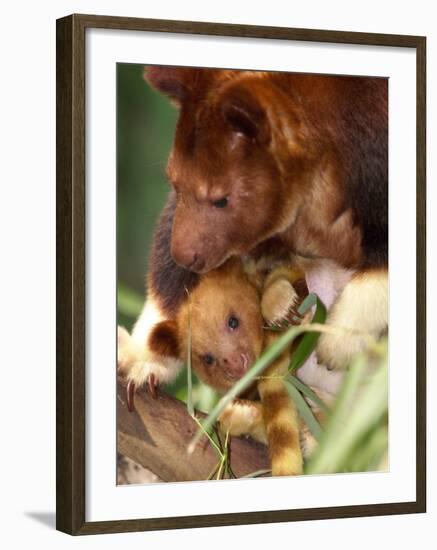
284;379;323;440
288;293;327;373
286;375;331;415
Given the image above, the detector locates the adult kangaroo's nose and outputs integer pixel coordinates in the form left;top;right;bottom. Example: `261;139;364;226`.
171;243;205;272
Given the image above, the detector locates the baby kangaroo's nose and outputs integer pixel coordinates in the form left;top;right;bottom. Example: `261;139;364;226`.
223;353;249;379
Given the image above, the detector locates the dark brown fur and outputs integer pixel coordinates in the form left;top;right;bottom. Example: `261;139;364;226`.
148;191;199;316
148;320;180;359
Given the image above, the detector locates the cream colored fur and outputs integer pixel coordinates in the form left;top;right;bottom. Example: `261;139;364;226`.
316;270;388;370
261;278;298;325
218;400;267;444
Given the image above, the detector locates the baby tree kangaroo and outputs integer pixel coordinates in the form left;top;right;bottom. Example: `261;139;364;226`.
119;258;319;476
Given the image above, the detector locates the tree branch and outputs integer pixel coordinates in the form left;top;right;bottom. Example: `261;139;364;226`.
117;379;269;482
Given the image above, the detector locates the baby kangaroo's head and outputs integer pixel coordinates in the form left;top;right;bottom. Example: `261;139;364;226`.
178;258;264;393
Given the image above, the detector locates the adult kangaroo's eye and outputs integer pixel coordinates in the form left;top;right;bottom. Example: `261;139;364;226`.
202;353;215;366
227;315;240;330
212;197;228;208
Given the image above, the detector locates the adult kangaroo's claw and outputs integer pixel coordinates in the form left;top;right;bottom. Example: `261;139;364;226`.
126;379;136;412
148;373;158;398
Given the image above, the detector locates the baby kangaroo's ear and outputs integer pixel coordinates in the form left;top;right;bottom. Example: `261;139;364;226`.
148;320;181;361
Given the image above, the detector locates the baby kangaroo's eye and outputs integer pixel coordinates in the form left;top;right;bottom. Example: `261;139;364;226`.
211;197;228;208
202;353;215;366
227;315;240;330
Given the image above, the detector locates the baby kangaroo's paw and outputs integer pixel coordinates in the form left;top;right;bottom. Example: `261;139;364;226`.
218;400;267;444
261;278;298;326
125;356;182;410
299;424;319;459
117;324;182;412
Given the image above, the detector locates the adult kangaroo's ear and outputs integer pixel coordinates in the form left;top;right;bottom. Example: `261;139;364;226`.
221;82;270;145
145;66;191;103
144;66;216;104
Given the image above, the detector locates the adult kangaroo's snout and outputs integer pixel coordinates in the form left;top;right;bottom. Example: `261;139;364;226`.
171;227;206;272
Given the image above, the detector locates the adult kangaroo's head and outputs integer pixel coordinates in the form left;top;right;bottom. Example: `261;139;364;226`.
145;67;386;272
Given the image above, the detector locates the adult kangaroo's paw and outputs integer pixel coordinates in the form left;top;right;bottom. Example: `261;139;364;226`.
316;268;388;370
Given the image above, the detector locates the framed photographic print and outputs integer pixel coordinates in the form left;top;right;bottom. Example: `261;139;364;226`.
56;14;426;535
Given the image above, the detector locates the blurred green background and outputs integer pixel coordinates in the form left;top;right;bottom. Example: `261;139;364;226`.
117;63;177;332
117;63;218;409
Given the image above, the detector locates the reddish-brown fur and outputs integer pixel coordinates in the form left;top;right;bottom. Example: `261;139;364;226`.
146;68;387;282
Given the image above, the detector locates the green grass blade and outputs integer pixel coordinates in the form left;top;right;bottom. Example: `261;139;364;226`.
286;375;331;415
305;354;367;474
306;341;388;474
191;416;223;458
284;380;323;440
186;311;194;417
241;469;272;478
344;422;388;473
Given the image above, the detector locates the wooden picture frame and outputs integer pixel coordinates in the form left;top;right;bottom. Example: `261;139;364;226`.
56;13;426;535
